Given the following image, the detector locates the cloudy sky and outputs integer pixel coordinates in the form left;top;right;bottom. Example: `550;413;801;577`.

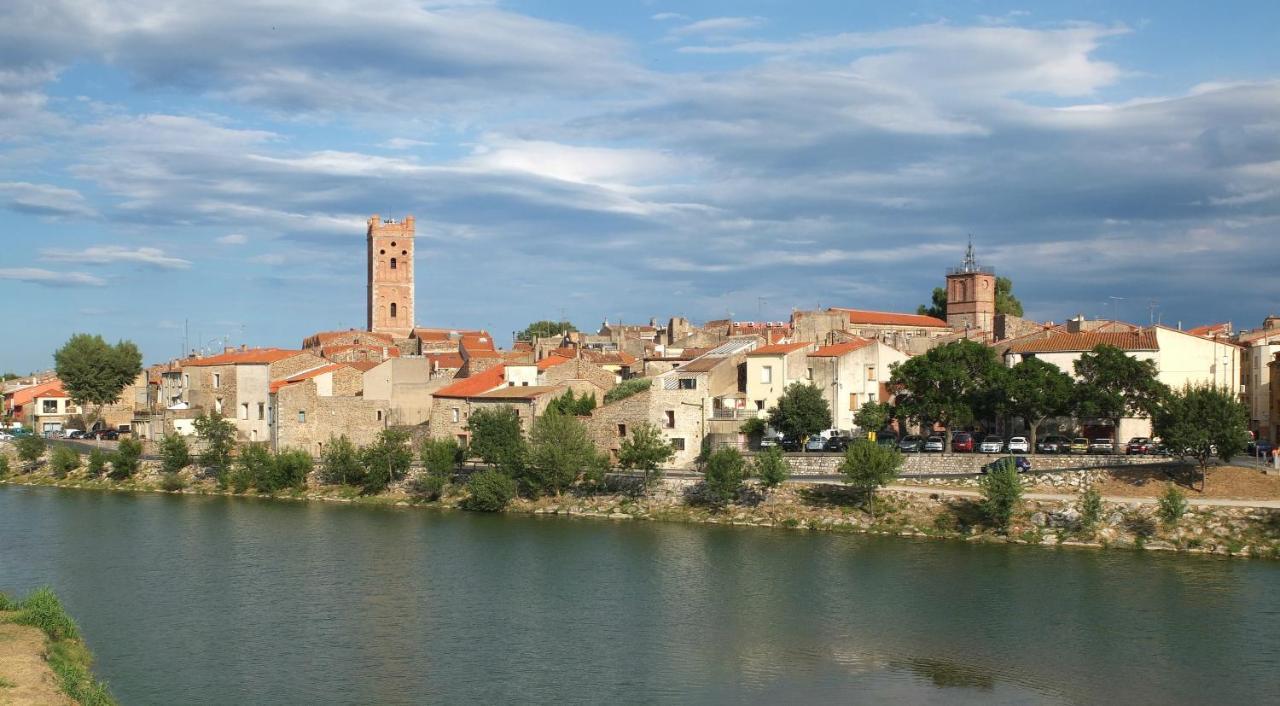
2;1;1278;371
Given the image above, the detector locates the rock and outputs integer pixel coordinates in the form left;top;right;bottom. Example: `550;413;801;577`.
1106;512;1124;527
1030;512;1047;527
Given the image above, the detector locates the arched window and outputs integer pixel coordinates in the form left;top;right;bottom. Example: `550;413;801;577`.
390;302;397;318
390;257;397;270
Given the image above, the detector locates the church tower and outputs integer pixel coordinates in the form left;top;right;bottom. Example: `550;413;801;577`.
367;214;414;339
945;239;995;334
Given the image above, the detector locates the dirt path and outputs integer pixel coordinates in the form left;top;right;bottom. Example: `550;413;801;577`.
886;484;1280;509
0;616;72;706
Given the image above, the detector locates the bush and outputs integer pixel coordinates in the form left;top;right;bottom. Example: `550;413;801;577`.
408;473;446;501
319;436;364;486
159;473;187;492
752;446;790;489
14;587;80;641
604;377;651;404
979;457;1023;531
50;445;81;478
1158;485;1188;526
524;412;605;497
617;422;674;493
274;450;313;491
467;407;526;474
1079;486;1103;531
109;438;143;480
360;428;413;494
194;412;237;482
462;469;516;512
0;454;9;478
420;438;461;479
236;443;308;493
86;449;107;477
16;434;46;467
700;447;747;508
839;439;903;518
159;433;191;474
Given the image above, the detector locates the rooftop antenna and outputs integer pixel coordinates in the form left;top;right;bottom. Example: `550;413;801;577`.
962;235;977;272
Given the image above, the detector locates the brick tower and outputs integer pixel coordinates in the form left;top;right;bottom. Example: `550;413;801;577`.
945;239;995;334
367;214;414;339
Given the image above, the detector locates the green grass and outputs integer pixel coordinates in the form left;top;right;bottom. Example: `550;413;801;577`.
0;676;15;688
4;587;116;705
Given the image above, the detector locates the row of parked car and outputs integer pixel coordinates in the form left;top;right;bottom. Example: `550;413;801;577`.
0;428;118;441
762;429;1179;456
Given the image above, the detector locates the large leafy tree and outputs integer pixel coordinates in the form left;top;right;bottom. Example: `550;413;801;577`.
544;389;596;416
525;411;606;496
890;339;1003;451
1154;384;1249;488
517;320;578;341
53;334;143;427
617;421;674;492
701;447;747;509
1000;357;1075;450
1073;344;1167;440
360;428;413;494
917;287;947;319
467;407;526;474
194;412;237;483
917;277;1024;319
767;383;832;438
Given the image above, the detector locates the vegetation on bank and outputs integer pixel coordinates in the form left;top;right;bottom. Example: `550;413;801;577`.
0;587;115;705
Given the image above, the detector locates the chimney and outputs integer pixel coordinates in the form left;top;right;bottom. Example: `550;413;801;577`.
240;344;247;352
224;346;235;354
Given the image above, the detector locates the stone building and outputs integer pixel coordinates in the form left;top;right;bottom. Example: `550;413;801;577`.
1237;317;1280;441
271;365;383;456
805;339;908;432
429;365;509;445
367;214;415;339
362;357;452;426
744;342;816;416
182;347;328;443
945;241;996;335
467;386;565;435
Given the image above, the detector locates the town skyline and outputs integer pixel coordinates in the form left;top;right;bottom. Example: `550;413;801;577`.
2;1;1279;371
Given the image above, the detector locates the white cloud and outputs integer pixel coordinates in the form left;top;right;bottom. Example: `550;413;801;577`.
667;16;765;40
41;245;191;269
0;267;106;286
0;181;96;217
650;13;689;22
216;233;248;245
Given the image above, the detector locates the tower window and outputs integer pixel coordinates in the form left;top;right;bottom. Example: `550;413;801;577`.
379;249;385;255
390;257;397;270
401;250;407;256
390;303;398;318
391;241;397;247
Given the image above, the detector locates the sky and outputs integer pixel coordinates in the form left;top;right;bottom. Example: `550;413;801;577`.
1;0;1278;372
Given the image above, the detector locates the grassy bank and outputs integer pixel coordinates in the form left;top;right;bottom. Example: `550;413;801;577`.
0;588;115;706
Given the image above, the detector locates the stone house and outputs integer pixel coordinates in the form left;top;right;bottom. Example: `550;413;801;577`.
744;342;816;417
428;365;509;445
271;365;382;456
805;339;908;433
1237;318;1280;441
793;308;952;355
467;386;565;435
362;357;453;426
182;347;328;443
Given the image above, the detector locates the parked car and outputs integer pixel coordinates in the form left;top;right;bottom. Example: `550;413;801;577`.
1036;435;1068;454
982;456;1032;474
1007;436;1030;453
779;435;804;452
91;429;120;441
1246;439;1275;457
978;436;1004;453
951;432;975;453
923;436;945;452
1067;437;1090;454
898;435;924;453
1125;437;1155;455
823;435;850;452
758;431;782;448
65;429;85;439
875;434;898;450
0;431;13;441
805;435;830;452
1088;438;1115;454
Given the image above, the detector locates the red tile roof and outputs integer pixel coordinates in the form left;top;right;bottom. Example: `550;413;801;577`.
808;339;875;357
1186;322;1232;338
425;352;464;369
411;327;490;342
831;308;948;328
537;354;575;371
183;348;303;367
747;342;812;356
342;361;382;372
433;364;507;399
460;334;496;352
270;364;345;393
1007;330;1158;354
7;380;65;407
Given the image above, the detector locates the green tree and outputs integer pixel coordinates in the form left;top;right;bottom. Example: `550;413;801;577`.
839;439;903;520
617;421;674;493
701;447;747;508
1073;344;1167;443
16;435;46;468
408;473;446;501
752;446;790;489
0;454;9;477
979;457;1023;531
273;450;312;491
467;407;526;474
1157;485;1187;526
545;389;597;416
319;435;365;486
1153;384;1249;488
235;443;273;491
1001;357;1075;450
194;413;237;483
420;437;462;479
109;438;143;480
525;412;606;496
917;286;948;319
853;401;892;435
159;433;191;474
604;377;651;404
49;445;80;478
517;320;578;341
53;333;143;429
462;469;517;511
360;428;413;494
890;340;1002;452
1079;486;1103;532
767;382;832;439
85;448;107;477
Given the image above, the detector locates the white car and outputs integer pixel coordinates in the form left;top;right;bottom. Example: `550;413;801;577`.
923;436;945;452
0;431;12;441
1007;436;1030;453
979;436;1005;453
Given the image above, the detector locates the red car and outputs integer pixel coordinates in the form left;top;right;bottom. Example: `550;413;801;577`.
951;431;975;453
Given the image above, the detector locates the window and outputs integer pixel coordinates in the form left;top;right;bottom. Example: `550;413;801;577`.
671;438;686;451
390;302;397;318
215;397;223;414
42;400;57;413
677;378;696;390
457;434;468;445
213;373;221;388
866;365;876;381
257;403;265;421
452;407;460;423
239;403;249;420
755;400;765;410
376;410;383;421
183;373;189;387
849;393;858;411
807;367;814;380
390;257;397;270
298;410;306;423
664;410;675;428
617;423;627;438
760;365;773;384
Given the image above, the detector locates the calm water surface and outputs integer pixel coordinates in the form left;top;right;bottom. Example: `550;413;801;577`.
1;485;1277;704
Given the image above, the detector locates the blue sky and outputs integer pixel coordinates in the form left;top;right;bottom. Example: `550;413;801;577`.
2;1;1278;372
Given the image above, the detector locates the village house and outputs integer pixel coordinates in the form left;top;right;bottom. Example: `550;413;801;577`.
744;342;816;416
1236;316;1280;441
362;357;452;426
182;347;328;442
271;364;381;455
805;339;908;432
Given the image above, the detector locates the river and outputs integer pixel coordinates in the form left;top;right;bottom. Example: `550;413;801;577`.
1;485;1277;704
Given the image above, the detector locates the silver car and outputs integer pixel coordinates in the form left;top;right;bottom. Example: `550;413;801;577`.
923;436;944;452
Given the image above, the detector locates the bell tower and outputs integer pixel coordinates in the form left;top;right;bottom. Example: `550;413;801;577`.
945;238;995;334
367;214;414;339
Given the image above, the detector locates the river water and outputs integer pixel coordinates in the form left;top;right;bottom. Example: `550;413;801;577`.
1;485;1277;704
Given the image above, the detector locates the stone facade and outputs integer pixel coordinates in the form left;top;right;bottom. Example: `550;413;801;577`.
272;378;385;456
367;214;415;339
184;350;327;443
362;357;447;426
540;357;616;397
771;451;1168;477
585;385;711;468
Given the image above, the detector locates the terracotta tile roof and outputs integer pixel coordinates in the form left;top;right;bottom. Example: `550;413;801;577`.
320;343;400;358
747;342;812;356
472;385;562;400
537;354;575;371
831;307;948;328
270;364;345;393
8;380;65;407
306;330;394;346
460;334;496;352
183;348;303;367
1187;322;1232;338
1007;330;1159;354
425;352;464;369
433;364;507;399
342;361;382;372
466;350;502;359
809;339;875;357
411;327;490;342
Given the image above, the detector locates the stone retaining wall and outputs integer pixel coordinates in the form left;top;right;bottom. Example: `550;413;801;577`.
772;452;1166;477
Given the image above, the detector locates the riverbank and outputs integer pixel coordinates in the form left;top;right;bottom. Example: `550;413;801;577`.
2;452;1278;559
0;589;114;706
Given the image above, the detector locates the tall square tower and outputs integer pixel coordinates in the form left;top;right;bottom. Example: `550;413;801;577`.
367;214;414;339
945;241;995;334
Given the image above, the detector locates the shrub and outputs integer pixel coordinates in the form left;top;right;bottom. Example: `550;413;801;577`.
0;454;9;478
85;449;107;478
753;446;790;489
462;469;516;512
524;412;605;496
700;447;747;508
319;436;364;486
1079;486;1103;530
979;457;1022;532
360;428;413;494
467;407;526;474
617;422;674;493
16;434;46;467
50;445;81;478
237;443;275;492
159;473;187;492
1158;485;1188;526
604;377;650;404
274;450;313;491
108;438;143;480
739;417;766;438
408;473;446;501
839;439;903;519
159;433;191;474
14;587;80;641
194;412;237;481
420;437;461;479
